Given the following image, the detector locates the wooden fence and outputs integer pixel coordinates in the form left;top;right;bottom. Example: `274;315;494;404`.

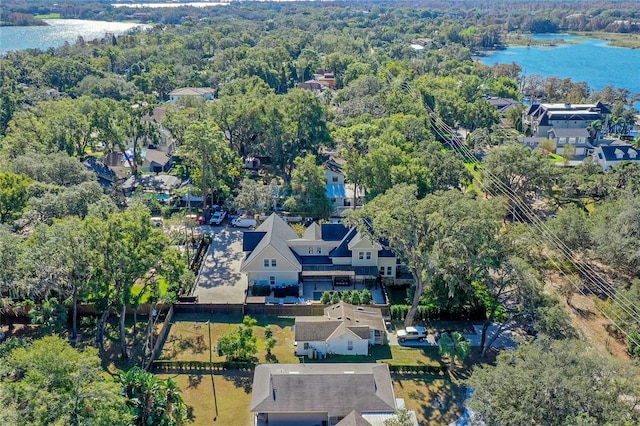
172;303;244;315
144;304;174;371
171;301;389;318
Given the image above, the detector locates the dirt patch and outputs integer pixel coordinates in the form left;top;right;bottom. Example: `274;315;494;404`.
545;274;630;360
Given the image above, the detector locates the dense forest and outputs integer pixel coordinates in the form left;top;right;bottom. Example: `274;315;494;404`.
2;0;640;33
1;2;640;425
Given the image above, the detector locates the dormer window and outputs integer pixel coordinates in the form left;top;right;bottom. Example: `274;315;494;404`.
629;149;638;159
614;148;624;159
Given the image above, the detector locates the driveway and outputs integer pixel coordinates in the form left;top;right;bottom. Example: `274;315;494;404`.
192;225;247;304
389;324;517;349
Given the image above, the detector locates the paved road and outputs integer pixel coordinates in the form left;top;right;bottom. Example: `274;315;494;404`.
192;225;247;304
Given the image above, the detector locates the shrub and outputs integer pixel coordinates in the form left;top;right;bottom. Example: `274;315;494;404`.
361;289;372;304
351;291;361;305
320;291;332;304
628;332;640;358
330;291;341;304
251;284;271;297
341;290;352;304
264;325;273;339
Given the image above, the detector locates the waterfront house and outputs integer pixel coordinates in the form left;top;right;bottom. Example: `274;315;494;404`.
522;102;610;137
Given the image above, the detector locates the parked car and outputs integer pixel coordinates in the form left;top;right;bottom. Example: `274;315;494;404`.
231;215;257;228
397;326;427;342
209;210;227;225
150;217;164;227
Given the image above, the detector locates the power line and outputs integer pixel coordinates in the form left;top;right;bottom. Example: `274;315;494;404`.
374;63;640;339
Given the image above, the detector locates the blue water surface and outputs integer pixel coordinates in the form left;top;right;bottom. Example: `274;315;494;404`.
479;34;640;108
0;19;146;54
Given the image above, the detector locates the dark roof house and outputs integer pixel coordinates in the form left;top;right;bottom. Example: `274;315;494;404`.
250;363;403;426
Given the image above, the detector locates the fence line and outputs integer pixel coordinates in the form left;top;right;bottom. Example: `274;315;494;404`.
144;304;174;371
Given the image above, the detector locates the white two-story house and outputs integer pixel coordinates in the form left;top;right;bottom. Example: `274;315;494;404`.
240;213;397;294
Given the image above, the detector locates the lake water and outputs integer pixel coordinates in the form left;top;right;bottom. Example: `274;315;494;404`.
0;19;147;54
478;34;640;107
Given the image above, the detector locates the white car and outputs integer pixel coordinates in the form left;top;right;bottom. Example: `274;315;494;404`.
232;215;257;228
397;326;427;342
209;211;226;225
150;217;164;227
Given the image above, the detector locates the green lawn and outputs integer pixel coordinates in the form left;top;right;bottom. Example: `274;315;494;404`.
131;279;169;303
548;153;564;162
160;314;451;367
393;374;465;425
156;372;254;426
159;314;298;364
157;314;475;425
34;13;61;19
155;371;464;426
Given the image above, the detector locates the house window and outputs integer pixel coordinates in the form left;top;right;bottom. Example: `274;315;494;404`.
347;341;353;351
379;267;385;276
303;343;309;349
359;252;364;260
271;259;277;267
316;247;322;254
309;247;314;254
332;176;338;183
269;276;276;286
387;266;392;276
365;252;372;260
264;259;269;267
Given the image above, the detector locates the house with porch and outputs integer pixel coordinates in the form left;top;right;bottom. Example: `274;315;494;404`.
295;302;386;357
250;363;417;426
240;214;396;303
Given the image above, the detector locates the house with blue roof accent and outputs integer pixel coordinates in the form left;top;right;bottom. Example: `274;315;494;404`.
324;158;365;217
240;214;397;300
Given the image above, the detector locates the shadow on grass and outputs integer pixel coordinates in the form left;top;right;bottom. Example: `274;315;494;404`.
226;371;253;393
265;353;278;363
188;374;203;389
170;313;295;329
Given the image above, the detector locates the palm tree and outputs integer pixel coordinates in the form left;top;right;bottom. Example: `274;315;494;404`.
438;331;471;371
586;120;602;143
119;367;187;426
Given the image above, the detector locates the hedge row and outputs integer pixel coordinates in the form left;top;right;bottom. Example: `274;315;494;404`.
152;360;255;372
388;364;448;375
389;304;486;321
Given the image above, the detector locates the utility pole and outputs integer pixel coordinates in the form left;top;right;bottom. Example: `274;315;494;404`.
207;320;219;420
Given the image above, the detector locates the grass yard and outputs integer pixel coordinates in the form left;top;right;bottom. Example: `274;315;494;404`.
393;374;465;425
34;13;62;19
156;372;254;426
159;314;298;364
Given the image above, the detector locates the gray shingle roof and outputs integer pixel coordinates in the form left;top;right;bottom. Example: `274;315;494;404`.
337;411;373;426
250;363;396;417
324;302;385;332
294;319;342;341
